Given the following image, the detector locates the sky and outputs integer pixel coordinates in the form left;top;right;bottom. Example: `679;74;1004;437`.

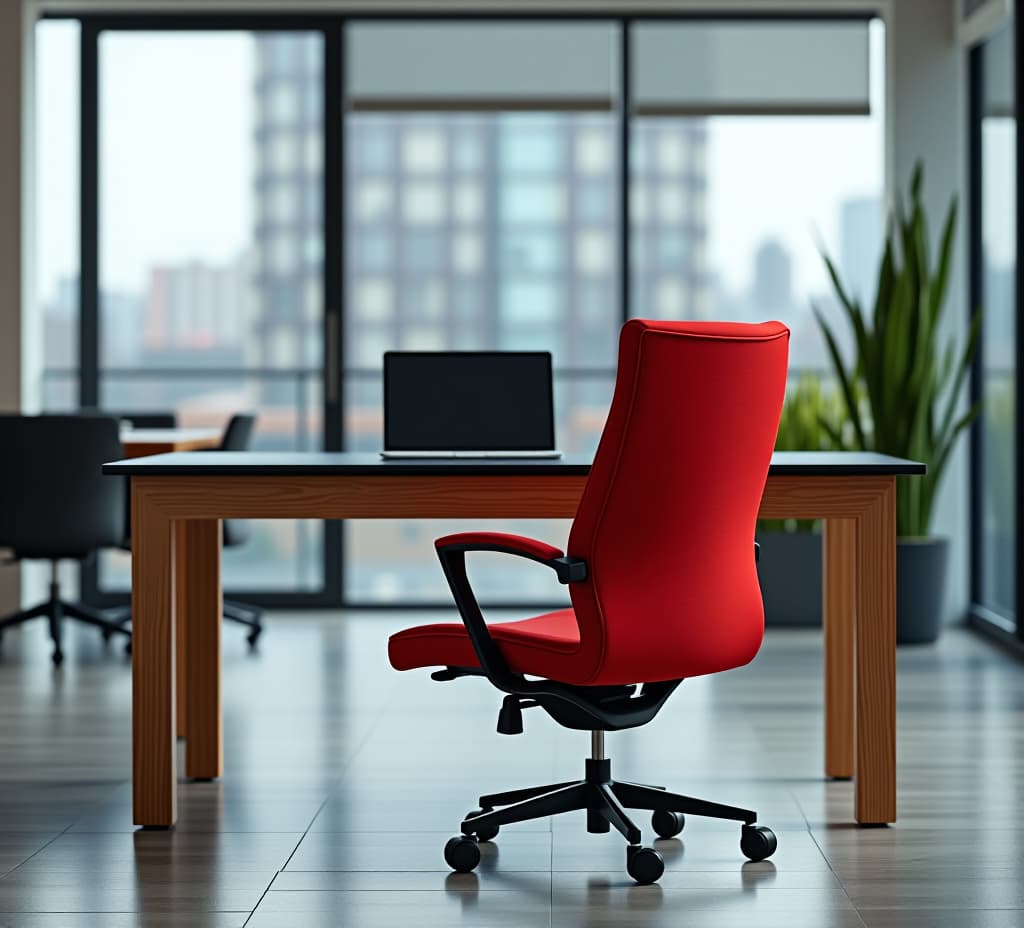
983;120;1016;269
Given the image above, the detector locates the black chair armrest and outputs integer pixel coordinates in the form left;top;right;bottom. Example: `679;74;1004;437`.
434;533;588;689
435;531;587;584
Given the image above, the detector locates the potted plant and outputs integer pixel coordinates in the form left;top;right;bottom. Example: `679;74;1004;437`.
814;163;981;644
757;375;846;626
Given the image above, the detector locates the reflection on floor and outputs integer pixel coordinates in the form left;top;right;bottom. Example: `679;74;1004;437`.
0;612;1022;927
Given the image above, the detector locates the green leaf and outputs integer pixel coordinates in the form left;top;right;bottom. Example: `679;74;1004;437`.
930;200;958;317
819;418;847;451
810;158;980;536
812;303;867;450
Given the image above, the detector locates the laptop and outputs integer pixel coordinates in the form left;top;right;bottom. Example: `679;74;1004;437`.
381;351;562;459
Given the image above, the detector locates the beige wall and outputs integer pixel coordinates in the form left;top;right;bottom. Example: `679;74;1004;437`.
0;1;28;610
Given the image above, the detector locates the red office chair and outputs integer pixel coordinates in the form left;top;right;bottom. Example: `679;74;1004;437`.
388;319;790;884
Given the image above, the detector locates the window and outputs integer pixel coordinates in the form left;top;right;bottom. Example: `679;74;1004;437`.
37;20;80;411
95;30;326;594
343;21;621;603
629;20;886;372
39;13;887;609
972;21;1017;629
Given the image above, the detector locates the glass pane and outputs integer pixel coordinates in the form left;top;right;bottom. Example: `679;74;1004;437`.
97;31;325;594
347;519;574;604
630;20;886;374
343;108;619;603
36;20;80;410
978;25;1016;617
345;113;619;370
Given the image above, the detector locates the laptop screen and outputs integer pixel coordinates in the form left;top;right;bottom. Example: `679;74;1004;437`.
384;352;555;451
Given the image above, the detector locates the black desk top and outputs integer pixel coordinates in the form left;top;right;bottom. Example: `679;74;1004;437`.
103;451;926;477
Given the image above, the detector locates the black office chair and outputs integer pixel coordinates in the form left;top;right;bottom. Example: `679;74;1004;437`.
88;409;177;544
0;415;131;666
112;413;264;647
217;414;264;646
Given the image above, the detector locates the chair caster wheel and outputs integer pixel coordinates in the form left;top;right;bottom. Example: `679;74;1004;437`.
51;650;63;668
444;835;481;873
101;629;112;642
740;824;777;862
124;641;132;656
464;809;498;842
651;810;685;839
246;629;261;648
626;845;664;884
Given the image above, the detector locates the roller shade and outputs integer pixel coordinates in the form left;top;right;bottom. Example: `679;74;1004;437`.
347;22;618;112
963;0;997;17
983;24;1014;118
632;20;871;117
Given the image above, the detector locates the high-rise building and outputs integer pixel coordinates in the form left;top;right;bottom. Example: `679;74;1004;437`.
250;35;711;448
839;196;883;308
142;255;249;365
629;120;710;320
251;34;324;395
753;239;793;311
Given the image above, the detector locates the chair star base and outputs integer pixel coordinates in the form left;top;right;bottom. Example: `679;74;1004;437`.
444;737;777;884
0;572;131;667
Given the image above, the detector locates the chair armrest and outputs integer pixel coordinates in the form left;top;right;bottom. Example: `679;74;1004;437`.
435;532;587;583
434;533;587;687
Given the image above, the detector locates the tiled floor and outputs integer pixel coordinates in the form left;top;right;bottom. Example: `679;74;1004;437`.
0;611;1022;926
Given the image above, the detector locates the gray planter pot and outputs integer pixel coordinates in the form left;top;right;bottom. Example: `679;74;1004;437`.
756;531;822;627
896;537;949;645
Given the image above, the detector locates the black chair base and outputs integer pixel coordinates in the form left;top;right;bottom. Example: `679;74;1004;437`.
0;578;131;667
444;736;777;884
111;599;263;648
224;600;263;647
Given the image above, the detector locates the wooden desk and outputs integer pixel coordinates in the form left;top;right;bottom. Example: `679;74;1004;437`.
101;451;925;829
120;428;222;458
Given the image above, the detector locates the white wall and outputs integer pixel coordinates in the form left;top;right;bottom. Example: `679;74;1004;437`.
889;0;971;625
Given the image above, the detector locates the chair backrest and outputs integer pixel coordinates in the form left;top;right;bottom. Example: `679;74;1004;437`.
566;319;790;687
218;413;257;548
0;415;126;559
79;408;177;428
219;413;256;451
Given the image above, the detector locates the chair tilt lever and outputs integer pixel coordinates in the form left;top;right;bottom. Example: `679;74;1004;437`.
497;695;540;735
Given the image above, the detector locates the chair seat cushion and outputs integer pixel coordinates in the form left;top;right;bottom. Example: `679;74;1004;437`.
388;608;581;679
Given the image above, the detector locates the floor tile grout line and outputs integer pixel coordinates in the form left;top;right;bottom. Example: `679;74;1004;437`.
3;624;1021;922
241;795;331;928
2;824;75;878
549;813;555;928
797;789;868;927
789;781;871;920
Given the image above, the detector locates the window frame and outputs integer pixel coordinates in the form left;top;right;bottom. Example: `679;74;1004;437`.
967;14;1024;652
38;8;884;610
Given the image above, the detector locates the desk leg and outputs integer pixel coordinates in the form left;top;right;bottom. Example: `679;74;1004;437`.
855;479;897;824
175;523;188;739
179;519;223;780
131;485;177;827
823;518;856;779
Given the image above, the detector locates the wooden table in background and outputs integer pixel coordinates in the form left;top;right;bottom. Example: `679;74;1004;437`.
120;428;222;459
101;451;925;829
